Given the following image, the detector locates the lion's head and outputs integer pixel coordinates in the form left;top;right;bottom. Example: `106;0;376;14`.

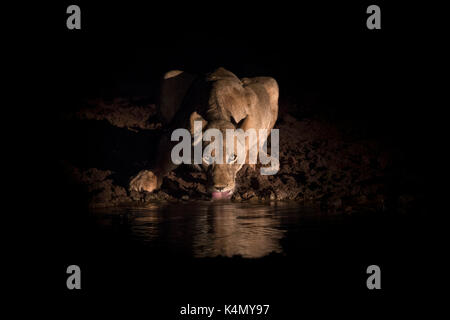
189;112;247;200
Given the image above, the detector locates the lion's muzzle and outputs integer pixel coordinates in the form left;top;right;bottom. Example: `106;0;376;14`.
211;190;233;200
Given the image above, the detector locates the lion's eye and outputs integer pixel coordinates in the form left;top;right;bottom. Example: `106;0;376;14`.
203;155;214;165
228;153;237;163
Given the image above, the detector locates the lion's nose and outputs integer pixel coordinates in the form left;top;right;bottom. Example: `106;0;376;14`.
215;186;225;191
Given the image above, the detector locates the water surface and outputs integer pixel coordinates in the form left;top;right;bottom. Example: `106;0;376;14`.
91;201;341;258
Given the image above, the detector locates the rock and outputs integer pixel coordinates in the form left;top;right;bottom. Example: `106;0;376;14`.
232;193;242;201
72;97;160;130
357;195;368;205
242;190;256;200
144;192;157;202
276;190;288;200
269;192;276;201
130;190;142;201
332;198;342;209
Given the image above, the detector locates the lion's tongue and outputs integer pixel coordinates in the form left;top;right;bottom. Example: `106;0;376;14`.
212;191;231;199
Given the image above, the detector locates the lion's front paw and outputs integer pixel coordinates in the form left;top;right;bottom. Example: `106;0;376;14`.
129;170;159;192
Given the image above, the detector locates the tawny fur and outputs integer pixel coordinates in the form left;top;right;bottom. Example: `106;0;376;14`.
129;67;279;195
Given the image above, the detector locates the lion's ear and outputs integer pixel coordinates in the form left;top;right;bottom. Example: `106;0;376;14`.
228;86;254;127
230;115;247;128
189;111;208;136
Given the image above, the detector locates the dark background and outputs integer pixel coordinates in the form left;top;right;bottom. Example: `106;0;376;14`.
46;1;432;172
29;1;439;317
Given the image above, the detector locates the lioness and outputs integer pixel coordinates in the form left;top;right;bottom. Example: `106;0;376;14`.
129;67;279;199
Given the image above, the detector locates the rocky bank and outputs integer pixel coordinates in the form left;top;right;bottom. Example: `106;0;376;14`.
59;96;418;214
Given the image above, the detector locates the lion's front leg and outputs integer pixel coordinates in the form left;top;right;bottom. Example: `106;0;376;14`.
129;133;178;193
129;170;161;192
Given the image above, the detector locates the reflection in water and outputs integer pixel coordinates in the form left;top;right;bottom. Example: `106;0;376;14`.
93;202;315;258
192;203;284;258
